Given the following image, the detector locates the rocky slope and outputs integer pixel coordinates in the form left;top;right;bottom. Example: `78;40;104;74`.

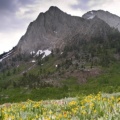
82;10;120;32
1;6;120;92
16;6;112;54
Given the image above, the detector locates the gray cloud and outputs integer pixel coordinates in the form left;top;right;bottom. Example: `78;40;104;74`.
0;0;37;32
71;0;90;11
0;0;35;12
0;0;17;12
71;0;111;11
19;0;35;5
0;0;116;32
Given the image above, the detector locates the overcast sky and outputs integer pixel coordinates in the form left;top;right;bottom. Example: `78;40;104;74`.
0;0;120;54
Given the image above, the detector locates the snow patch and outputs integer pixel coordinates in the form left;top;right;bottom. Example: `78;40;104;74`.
61;52;63;55
54;31;57;34
36;49;51;58
0;54;10;62
55;65;58;67
0;50;13;62
42;49;51;58
36;50;43;56
87;15;95;19
30;51;35;55
32;60;36;63
90;11;93;14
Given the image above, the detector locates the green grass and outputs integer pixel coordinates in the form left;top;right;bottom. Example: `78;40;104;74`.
1;93;120;120
0;60;120;104
29;56;57;75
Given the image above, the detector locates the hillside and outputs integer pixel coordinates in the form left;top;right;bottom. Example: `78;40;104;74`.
0;6;120;104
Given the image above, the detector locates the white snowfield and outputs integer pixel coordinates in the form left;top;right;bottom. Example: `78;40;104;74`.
42;49;51;58
0;49;51;63
30;49;51;59
30;51;35;55
0;51;13;62
36;50;43;56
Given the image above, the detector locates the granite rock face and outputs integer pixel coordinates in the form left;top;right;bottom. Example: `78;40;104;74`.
17;7;112;54
82;10;120;32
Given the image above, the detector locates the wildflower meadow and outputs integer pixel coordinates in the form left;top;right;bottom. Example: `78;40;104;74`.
0;92;120;120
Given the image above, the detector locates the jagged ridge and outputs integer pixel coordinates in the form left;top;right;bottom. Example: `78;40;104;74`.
17;6;112;54
82;10;120;31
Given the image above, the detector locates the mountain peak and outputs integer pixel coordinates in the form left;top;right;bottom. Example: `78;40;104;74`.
17;7;114;54
49;6;60;10
83;10;120;31
48;6;62;13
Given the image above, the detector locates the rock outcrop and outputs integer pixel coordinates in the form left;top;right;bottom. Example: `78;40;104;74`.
82;10;120;31
17;7;113;54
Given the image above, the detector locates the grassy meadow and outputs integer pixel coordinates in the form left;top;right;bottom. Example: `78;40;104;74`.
0;92;120;120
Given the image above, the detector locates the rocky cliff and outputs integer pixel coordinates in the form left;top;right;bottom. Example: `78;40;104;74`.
82;10;120;31
17;7;113;54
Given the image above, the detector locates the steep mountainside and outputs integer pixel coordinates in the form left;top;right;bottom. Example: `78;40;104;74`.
1;6;120;104
82;10;120;32
17;6;112;54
